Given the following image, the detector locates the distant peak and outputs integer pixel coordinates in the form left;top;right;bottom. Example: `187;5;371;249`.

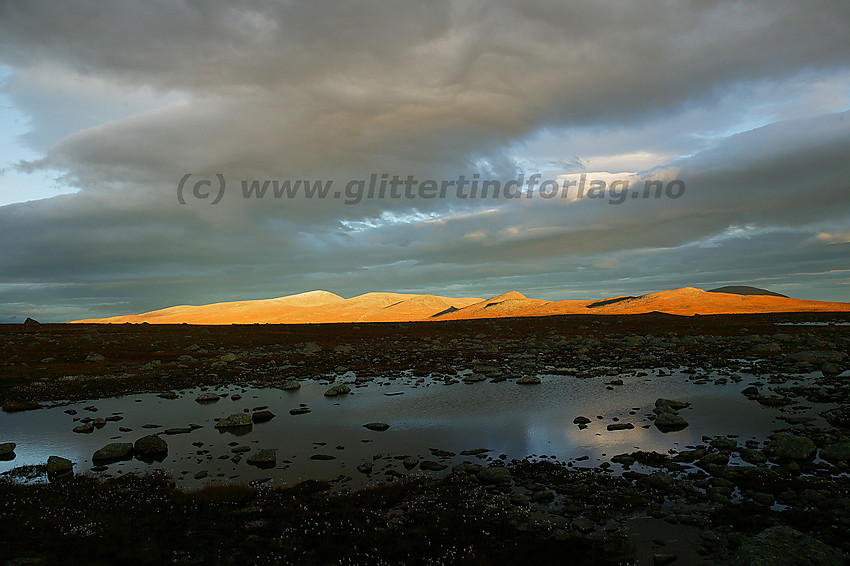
708;286;788;298
488;291;527;301
272;290;345;306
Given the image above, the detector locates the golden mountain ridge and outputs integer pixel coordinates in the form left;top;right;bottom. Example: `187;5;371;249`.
71;286;850;324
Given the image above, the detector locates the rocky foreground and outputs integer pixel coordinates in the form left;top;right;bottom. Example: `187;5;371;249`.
1;312;849;565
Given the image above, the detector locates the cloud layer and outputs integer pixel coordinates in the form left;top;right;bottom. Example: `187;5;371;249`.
1;0;849;321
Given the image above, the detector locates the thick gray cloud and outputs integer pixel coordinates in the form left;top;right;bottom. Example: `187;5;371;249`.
0;0;849;321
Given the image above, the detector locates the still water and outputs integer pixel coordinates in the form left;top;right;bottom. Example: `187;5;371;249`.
0;369;820;489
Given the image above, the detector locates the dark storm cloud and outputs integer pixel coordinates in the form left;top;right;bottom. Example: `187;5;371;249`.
0;0;849;320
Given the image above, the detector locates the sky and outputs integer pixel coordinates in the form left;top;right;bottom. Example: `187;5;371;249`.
1;0;849;322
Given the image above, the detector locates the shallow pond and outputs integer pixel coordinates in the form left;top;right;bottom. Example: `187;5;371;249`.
0;369;828;489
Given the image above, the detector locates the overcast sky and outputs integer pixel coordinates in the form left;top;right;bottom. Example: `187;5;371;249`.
1;0;849;322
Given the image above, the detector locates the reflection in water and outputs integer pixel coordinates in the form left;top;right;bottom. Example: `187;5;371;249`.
0;370;822;489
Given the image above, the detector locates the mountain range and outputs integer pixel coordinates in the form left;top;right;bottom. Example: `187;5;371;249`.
71;286;850;324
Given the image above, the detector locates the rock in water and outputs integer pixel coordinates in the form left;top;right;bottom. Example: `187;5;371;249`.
766;432;816;460
133;435;168;460
252;410;275;423
247;449;277;468
281;380;301;390
730;526;842;566
363;422;390;431
92;442;134;463
195;393;220;404
0;442;16;460
214;413;253;429
516;375;541;384
47;456;73;476
607;423;635;431
654;398;690;411
654;412;689;432
324;384;351;397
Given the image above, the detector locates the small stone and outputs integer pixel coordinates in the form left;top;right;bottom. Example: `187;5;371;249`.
363;422;390;431
195;393;220;404
164;427;193;435
310;454;336;461
572;518;595;534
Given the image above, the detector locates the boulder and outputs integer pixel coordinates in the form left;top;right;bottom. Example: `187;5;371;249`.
92;442;134;463
655;412;689;432
516;375;541;384
787;350;845;364
477;466;512;485
766;433;816;460
0;442;16;460
655;398;690;411
252;410;275;423
324;384;351;397
214;413;253;429
281;380;301;390
195;393;220;404
820;438;850;462
133;435;168;460
731;526;842;566
363;422;390;431
47;456;73;475
246;449;277;468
